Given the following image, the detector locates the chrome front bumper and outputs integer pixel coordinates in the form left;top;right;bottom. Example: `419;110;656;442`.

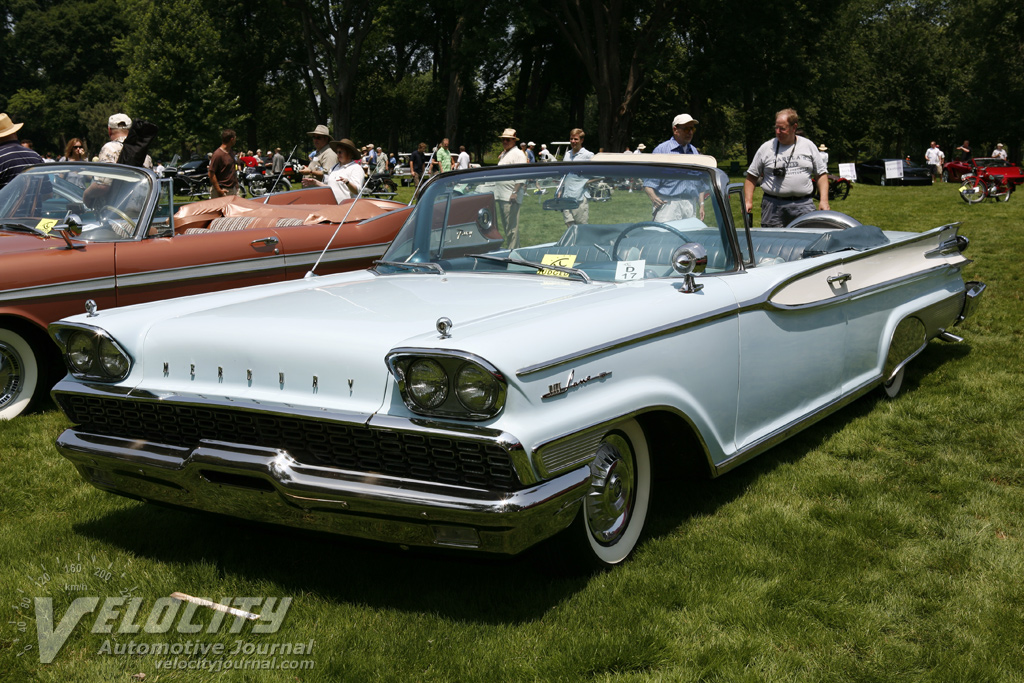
56;429;589;555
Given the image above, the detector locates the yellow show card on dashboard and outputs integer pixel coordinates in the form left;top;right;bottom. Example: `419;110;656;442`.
35;218;58;234
538;254;578;277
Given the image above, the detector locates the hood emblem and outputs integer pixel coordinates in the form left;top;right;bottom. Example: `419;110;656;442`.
436;317;453;339
85;299;99;317
542;369;612;399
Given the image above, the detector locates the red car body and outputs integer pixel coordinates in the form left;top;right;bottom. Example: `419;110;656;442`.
0;162;407;418
942;157;1024;185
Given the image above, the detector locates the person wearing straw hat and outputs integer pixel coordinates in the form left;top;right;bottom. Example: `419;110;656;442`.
300;124;338;187
325;138;365;203
495;127;528;248
0;113;43;191
817;143;829;168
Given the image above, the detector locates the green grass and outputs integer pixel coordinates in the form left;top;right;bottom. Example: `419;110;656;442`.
3;180;1024;682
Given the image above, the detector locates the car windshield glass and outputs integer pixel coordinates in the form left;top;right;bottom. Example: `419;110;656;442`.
378;161;733;281
974;158;1002;168
0;163;152;241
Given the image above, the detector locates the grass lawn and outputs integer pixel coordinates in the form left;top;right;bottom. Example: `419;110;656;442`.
3;179;1023;682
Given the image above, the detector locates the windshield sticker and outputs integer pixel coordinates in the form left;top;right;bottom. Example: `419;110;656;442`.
615;260;645;281
538;254;577;277
35;219;58;234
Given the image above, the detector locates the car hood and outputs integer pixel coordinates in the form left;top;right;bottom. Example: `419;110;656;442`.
97;271;637;416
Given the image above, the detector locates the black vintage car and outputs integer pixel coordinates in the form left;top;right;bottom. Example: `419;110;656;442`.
854;159;933;186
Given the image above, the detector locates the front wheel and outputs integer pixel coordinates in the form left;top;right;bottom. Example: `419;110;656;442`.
995;183;1012;202
0;327;41;420
960;177;985;204
565;419;651;569
833;179;851;200
941;169;949;183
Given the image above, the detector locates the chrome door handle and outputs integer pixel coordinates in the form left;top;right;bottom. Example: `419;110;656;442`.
250;236;279;247
827;272;851;285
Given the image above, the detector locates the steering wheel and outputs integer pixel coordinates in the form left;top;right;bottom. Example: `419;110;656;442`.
100;205;137;238
612;221;691;261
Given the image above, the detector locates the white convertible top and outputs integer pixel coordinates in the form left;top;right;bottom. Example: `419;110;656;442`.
592;152;719;168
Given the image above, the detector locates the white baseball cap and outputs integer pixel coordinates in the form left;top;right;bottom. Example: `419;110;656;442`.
672;114;698;127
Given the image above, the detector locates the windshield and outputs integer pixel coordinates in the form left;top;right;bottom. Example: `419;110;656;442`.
379;161;733;281
0;163;153;241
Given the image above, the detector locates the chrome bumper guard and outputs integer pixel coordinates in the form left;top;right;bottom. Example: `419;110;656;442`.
56;429;589;555
958;281;986;323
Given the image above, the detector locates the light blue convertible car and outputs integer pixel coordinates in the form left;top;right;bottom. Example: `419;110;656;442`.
50;154;984;568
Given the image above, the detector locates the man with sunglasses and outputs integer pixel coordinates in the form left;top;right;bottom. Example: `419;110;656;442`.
743;108;829;227
300;125;338;188
644;114;706;220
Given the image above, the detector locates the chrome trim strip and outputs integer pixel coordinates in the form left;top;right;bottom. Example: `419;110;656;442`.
115;255;288;288
1;276;117;303
713;375;880;476
764;264;958;312
516;303;738;377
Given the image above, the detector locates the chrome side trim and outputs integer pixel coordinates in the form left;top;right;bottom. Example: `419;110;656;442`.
1;276;117;303
516;303;738;377
765;264;959;312
713;375;879;476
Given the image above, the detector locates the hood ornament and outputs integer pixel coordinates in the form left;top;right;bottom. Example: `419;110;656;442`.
436;317;453;339
85;299;99;317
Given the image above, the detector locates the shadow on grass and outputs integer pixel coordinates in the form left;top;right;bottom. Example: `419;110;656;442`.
71;342;972;624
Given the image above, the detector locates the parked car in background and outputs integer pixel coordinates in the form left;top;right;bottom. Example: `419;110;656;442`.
0;162;406;419
854;159;933;186
51;154;983;569
942;156;1024;185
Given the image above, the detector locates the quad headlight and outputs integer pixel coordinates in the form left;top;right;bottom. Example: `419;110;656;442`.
50;324;133;381
387;350;506;420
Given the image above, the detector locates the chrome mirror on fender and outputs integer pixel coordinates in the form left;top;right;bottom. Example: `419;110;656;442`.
52;213;85;249
671;243;707;294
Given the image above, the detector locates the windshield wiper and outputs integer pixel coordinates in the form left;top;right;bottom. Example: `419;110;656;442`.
469;253;591;283
374;259;446;275
0;221;50;237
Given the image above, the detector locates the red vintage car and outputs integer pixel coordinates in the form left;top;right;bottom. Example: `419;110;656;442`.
0;162;407;419
942;156;1024;185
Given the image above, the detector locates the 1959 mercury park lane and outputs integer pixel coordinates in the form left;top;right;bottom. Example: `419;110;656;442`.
49;154;984;568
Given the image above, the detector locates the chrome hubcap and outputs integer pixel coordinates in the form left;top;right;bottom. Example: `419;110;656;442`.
0;342;24;409
585;434;636;545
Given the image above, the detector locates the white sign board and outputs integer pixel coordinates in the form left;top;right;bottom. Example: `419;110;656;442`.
884;160;904;180
839;162;856;181
615;260;645;281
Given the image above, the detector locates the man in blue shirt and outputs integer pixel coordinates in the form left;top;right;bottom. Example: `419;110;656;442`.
644;114;705;220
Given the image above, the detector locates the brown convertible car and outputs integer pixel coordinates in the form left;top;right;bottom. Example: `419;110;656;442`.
0;162;407;418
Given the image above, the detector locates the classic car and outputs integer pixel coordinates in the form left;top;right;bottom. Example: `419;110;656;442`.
854;159;933;186
0;161;406;419
942;156;1024;185
50;154;984;568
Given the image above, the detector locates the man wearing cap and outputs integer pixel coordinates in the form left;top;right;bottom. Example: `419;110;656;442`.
743;108;829;227
992;143;1008;161
300;125;338;187
496;128;528;248
526;141;537;164
0;113;43;191
643;114;705;220
208;128;241;198
324;138;365;203
97;113;132;163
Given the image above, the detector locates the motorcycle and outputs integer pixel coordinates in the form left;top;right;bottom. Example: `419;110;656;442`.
240;165;292;197
959;170;1011;204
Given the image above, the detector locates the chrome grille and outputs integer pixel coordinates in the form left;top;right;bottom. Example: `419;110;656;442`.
57;394;519;491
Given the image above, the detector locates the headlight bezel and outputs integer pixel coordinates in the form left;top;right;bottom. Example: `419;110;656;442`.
387;348;507;420
49;323;133;382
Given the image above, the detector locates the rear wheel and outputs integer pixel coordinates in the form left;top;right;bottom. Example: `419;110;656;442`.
960;177;985;204
833;178;851;200
0;327;41;420
564;419;651;569
995;183;1011;202
941;169;949;183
